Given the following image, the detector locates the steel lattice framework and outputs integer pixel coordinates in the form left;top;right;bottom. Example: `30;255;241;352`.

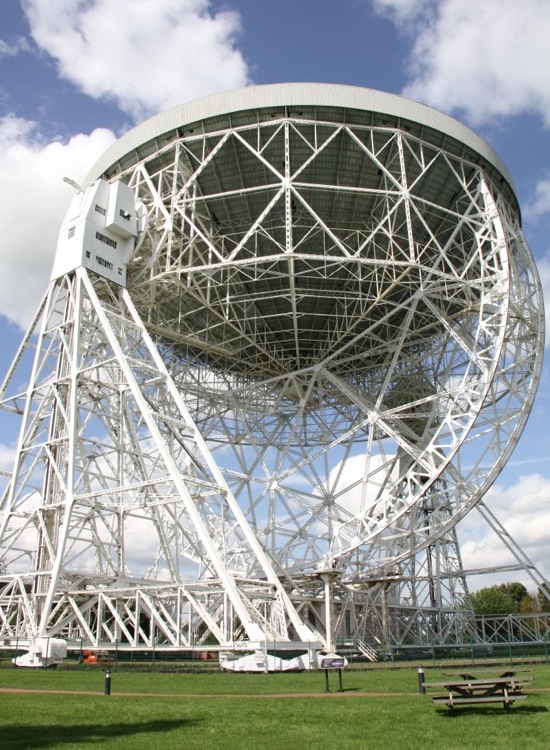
0;84;544;660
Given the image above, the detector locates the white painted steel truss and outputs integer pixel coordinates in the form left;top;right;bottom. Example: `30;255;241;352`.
0;106;544;654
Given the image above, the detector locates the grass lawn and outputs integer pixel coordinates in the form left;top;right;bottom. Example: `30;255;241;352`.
1;664;549;749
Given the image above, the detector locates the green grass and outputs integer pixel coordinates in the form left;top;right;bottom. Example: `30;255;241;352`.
0;664;417;695
1;665;549;749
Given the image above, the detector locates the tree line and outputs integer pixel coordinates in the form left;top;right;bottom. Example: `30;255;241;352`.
469;582;550;616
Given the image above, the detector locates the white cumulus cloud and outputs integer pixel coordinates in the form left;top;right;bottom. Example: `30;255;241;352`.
525;175;550;221
22;0;250;121
0;117;116;327
373;0;550;127
458;473;550;589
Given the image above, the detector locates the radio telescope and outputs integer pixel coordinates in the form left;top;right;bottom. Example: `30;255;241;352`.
0;84;544;667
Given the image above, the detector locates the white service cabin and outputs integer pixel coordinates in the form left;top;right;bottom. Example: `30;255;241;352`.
51;179;138;286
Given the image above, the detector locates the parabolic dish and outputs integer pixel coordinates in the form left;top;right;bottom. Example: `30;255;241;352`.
79;82;542;570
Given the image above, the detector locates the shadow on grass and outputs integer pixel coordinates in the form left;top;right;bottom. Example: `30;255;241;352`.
0;718;199;749
437;704;548;718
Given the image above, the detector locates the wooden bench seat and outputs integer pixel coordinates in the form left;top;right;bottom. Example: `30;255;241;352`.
432;694;527;707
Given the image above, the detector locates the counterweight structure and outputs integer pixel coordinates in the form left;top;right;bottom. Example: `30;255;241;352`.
0;84;544;665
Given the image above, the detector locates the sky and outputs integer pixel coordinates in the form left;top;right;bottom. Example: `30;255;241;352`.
1;0;550;592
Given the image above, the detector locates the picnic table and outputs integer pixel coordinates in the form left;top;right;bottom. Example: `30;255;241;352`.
424;671;532;711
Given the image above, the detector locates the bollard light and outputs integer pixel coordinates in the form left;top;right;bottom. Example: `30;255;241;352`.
104;668;112;696
417;665;425;695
